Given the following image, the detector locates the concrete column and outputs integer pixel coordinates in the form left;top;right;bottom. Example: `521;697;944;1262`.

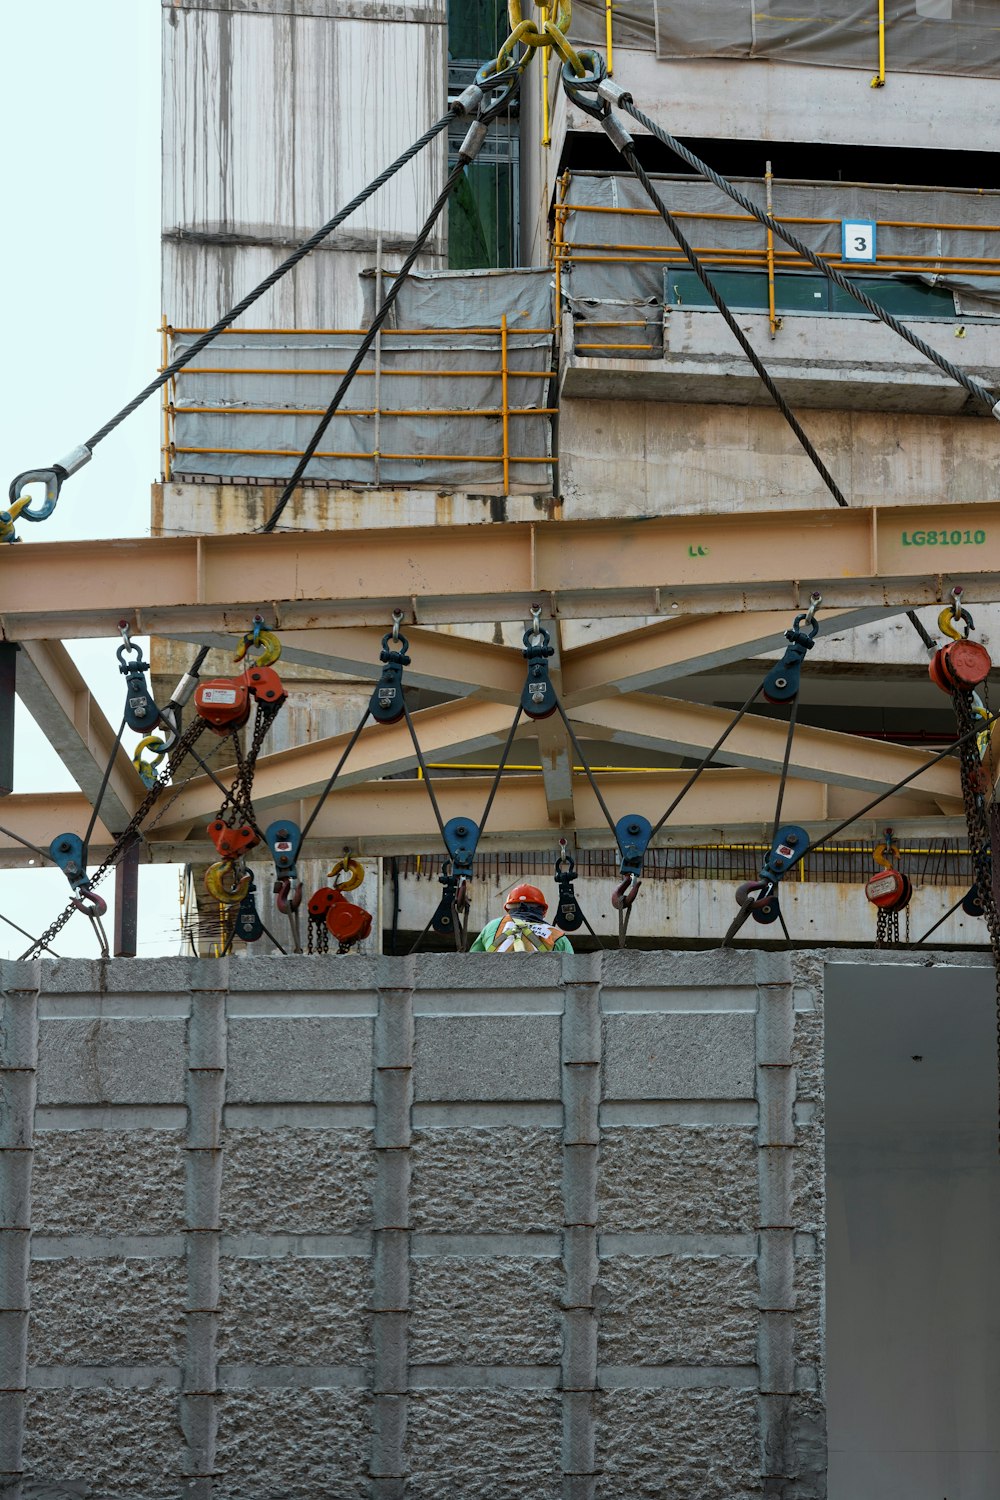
370;957;414;1500
754;951;797;1499
0;961;39;1500
182;962;228;1500
560;953;602;1500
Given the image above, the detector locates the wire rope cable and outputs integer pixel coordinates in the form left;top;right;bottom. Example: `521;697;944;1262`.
83;111;460;455
616;144;849;508
82;715;128;850
262;143;486;533
610;92;999;415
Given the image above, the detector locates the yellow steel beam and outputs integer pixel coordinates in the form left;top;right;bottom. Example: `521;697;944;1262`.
0;771;956;868
15;641;143;828
572;692;963;804
2;502;996;637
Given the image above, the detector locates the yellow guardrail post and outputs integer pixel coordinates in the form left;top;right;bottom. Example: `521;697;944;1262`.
871;0;886;87
765;162;780;339
160;316;173;483
541;3;551;146
500;314;511;495
605;0;614;75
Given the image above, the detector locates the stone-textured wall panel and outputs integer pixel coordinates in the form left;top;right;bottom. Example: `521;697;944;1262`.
31;1130;186;1234
793;1126;825;1236
795;1254;823;1369
603;1013;756;1099
792;1011;824;1101
407;1390;561;1499
214;1389;369;1499
218;1256;370;1365
414;1015;561;1101
37;1020;187;1104
28;1257;185;1367
410;1256;562;1365
598;1256;758;1365
21;1387;182;1496
410;1128;562;1232
596;1388;760;1500
226;1018;373;1103
598;1127;759;1233
220;1127;373;1234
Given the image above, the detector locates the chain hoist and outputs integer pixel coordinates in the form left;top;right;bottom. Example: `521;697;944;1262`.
865;831;912;947
930;591;1000;1149
306;856;373;954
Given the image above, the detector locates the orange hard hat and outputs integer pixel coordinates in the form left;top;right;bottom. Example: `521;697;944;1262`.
505;882;547;913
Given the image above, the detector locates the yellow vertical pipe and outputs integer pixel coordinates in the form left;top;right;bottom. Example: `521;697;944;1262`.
500;314;510;496
765;163;779;339
871;0;885;87
160;315;172;482
605;0;614;75
541;3;551;146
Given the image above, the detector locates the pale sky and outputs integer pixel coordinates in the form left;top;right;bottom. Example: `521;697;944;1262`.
0;2;179;957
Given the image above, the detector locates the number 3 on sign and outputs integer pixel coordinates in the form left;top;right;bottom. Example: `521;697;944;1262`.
842;219;877;264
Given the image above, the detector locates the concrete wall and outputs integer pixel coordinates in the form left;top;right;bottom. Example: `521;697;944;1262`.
1;949;825;1499
162;0;447;329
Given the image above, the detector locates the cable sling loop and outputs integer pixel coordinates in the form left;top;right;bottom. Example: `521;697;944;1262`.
586;77;1000;418
6;107;475;534
261;119;497;534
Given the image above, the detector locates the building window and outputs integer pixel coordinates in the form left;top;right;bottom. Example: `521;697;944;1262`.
447;0;520;269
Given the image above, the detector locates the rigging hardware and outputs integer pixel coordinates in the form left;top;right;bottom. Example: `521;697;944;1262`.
763;596;821;704
117;622;159;733
521;607;557;719
370;612;409;726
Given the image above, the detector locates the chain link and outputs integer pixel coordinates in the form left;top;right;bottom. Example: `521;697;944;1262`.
21;716;211;961
952;686;1000;1155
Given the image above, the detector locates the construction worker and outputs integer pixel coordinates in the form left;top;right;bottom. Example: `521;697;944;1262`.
470;882;573;953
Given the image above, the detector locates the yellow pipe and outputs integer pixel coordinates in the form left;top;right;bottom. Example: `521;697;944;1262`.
175;367;555;379
871;0;886;88
605;0;614;75
541;2;551;147
173;405;557;419
171;325;555;336
501;313;510;496
765;160;779;339
173;446;554;463
160;315;172;483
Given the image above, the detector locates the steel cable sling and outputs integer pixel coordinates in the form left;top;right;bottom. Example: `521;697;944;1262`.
561;59;848;510
561;57;1000;421
5;96;486;537
261;107;502;533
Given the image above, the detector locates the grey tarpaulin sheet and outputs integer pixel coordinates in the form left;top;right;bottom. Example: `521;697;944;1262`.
171;267;554;488
560;172;1000;318
572;0;1000;77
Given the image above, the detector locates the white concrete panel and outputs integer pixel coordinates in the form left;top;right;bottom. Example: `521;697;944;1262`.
554;46;1000;158
163;5;445;242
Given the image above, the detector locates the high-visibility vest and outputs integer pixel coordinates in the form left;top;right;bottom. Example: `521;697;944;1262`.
483;915;565;953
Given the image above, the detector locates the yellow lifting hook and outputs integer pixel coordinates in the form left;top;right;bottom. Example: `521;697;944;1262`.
234;622;282;669
329;853;365;893
133;734;168;788
205;858;251;905
0;494;33;545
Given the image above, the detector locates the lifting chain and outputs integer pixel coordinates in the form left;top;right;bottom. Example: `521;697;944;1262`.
22;715;210;960
952;685;1000;1154
215;698;282;829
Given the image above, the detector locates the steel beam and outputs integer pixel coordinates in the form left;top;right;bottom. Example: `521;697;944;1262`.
572;693;963;804
2;502;997;637
162;624;526;702
0;643;14;797
155;697;529;832
0;771;956;868
559;607;892;705
533;616;575;821
15;641;142;829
